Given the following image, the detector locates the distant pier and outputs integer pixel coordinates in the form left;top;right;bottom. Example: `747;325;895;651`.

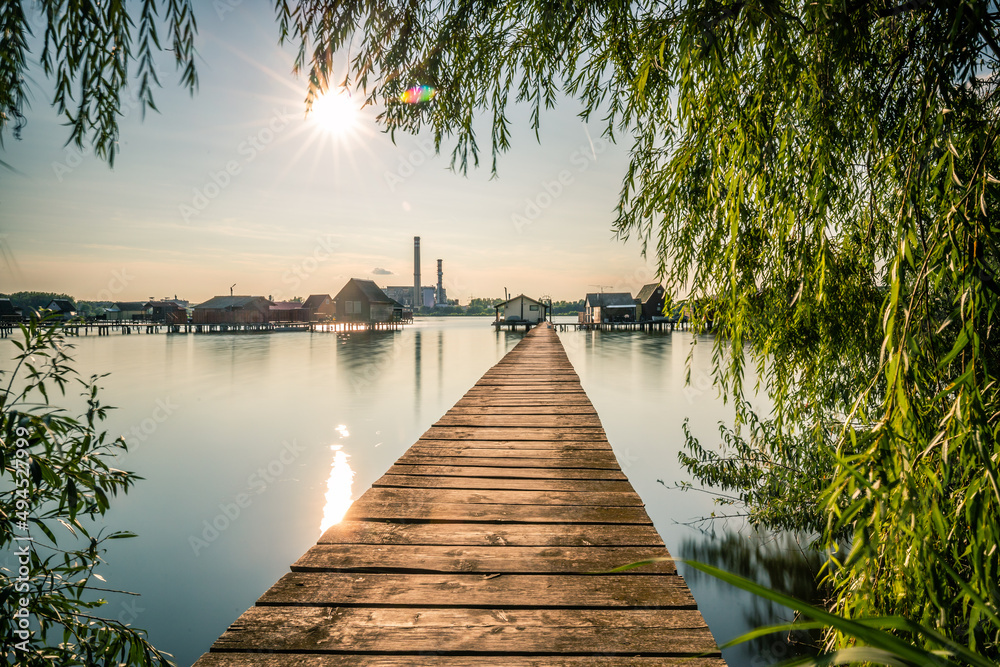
555;319;684;332
192;324;723;665
27;320;406;337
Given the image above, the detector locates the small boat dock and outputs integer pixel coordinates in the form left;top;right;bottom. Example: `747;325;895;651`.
193;324;724;665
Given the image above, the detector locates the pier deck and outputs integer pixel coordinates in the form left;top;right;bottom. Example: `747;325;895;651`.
193;325;724;666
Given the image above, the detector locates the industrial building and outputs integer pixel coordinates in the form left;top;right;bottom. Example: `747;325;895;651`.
384;237;448;309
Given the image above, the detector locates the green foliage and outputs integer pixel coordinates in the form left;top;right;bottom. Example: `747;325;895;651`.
2;292;74;314
272;0;1000;661
1;315;170;665
0;1;198;165
683;559;998;667
550;300;584;315
76;302;113;318
465;298;502;316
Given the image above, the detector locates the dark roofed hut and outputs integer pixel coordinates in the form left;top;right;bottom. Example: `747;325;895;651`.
301;294;335;321
192;296;272;324
46;299;78;319
107;301;148;321
269;301;310;322
333;279;402;323
584;292;637;323
635;283;666;321
145;300;187;324
0;298;21;323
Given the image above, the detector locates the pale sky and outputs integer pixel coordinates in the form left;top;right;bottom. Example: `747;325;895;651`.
0;2;660;304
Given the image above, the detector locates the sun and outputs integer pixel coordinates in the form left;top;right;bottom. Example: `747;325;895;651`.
308;89;359;136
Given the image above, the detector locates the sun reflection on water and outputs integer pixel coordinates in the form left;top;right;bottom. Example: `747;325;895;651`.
320;426;355;533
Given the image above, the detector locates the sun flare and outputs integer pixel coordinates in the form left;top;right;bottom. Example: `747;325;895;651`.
309;90;359;136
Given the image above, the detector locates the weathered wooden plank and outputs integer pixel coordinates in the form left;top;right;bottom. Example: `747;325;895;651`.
208;607;716;655
318;521;664;546
463;386;588;393
372;474;634;492
404;447;614;459
418;427;609;442
476;378;582;385
345;501;651;524
195;655;727;666
386;464;628;480
395;455;620;469
434;414;604;427
258;572;692;607
455;395;595;404
410;440;611;451
292;545;674;574
479;372;580;378
353;487;644;507
446;405;598;415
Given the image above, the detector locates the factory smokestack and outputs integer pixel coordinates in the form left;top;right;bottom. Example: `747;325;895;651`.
413;236;421;309
437;259;443;306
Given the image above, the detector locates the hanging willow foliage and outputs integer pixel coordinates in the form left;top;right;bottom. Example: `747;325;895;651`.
0;0;198;165
269;0;999;658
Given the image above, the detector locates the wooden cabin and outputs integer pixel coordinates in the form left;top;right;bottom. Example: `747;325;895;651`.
584;292;637;323
333;279;403;323
0;298;22;323
144;300;187;324
301;294;335;321
494;294;549;323
192;296;272;324
269;301;310;322
107;301;147;321
636;283;666;320
46;299;78;319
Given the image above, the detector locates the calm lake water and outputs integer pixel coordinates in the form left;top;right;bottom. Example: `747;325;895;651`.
1;316;819;665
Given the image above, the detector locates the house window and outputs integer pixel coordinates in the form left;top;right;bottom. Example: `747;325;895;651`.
345;301;354;314
529;305;539;311
354;301;362;313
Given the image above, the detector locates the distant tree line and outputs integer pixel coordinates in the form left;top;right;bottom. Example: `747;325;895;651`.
1;292;110;318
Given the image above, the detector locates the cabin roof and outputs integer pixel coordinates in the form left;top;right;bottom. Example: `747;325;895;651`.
495;294;545;307
269;301;306;310
340;279;397;304
144;300;184;308
301;294;332;309
194;296;270;310
0;299;18;316
585;292;634;307
110;301;147;311
635;283;662;303
48;299;77;312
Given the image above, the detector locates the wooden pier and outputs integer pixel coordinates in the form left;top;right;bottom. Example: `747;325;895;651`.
193;324;724;666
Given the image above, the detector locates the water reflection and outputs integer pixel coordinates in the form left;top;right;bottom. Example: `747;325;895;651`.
320;425;355;533
414;329;422;406
678;530;824;664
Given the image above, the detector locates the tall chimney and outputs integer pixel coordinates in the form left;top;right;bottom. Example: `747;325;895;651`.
413;236;421;309
437;259;443;305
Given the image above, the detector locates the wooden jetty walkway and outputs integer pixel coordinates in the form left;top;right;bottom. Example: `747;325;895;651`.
193;324;724;666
